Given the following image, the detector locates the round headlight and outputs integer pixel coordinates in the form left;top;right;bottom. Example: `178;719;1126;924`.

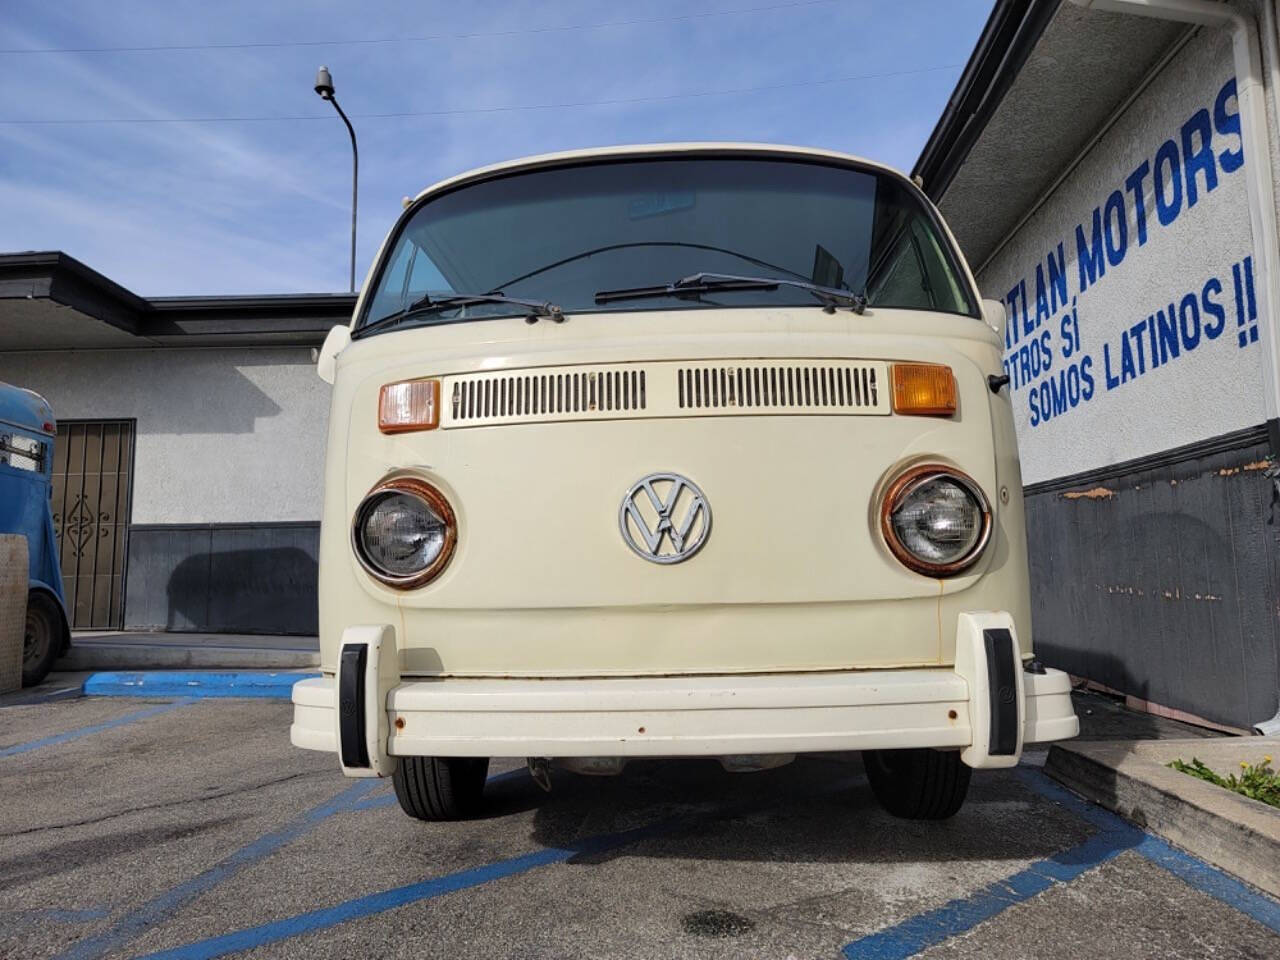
881;466;991;576
353;478;456;587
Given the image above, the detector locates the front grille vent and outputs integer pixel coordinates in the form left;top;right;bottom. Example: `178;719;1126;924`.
677;364;878;410
452;368;647;422
441;359;888;429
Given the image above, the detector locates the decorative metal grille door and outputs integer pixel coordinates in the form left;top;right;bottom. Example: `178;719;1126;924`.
50;421;134;629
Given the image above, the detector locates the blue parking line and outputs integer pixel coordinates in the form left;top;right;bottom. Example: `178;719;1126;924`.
53;778;379;960
133;815;679;960
1026;770;1280;934
0;699;193;757
842;800;1138;958
841;767;1280;958
122;772;861;960
1135;836;1280;931
82;671;318;699
53;768;527;960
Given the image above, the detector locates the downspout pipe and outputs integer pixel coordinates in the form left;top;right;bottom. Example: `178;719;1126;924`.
1264;0;1280;189
1254;0;1280;739
1073;0;1280;735
1072;0;1280;456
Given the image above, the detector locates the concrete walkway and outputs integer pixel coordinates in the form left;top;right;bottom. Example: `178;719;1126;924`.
57;631;319;670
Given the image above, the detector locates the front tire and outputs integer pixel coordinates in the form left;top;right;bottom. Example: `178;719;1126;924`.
393;756;489;821
22;592;62;688
862;748;971;820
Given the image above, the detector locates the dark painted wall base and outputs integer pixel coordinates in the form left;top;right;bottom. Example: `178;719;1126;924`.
1024;426;1279;731
124;522;318;635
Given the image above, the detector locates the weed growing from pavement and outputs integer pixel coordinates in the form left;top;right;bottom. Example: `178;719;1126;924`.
1168;755;1280;809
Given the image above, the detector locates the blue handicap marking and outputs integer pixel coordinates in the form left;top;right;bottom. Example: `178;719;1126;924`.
0;699;194;757
842;766;1280;958
132;813;679;960
82;671;319;699
53;777;381;960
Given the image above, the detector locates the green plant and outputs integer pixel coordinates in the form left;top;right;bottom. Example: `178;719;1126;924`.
1168;755;1280;810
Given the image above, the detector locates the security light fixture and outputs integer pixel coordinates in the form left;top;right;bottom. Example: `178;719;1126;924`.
314;65;358;293
314;65;335;99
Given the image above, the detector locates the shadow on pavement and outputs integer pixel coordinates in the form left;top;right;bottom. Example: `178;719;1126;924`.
471;753;1098;867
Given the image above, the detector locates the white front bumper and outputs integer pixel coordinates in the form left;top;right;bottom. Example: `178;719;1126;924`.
291;643;1078;774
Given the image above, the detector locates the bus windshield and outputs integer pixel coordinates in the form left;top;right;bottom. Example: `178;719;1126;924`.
357;156;977;334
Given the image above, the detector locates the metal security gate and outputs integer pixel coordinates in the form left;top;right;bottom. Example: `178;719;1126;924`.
50;420;135;630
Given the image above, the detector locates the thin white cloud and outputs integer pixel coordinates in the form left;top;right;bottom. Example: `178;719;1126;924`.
0;0;986;294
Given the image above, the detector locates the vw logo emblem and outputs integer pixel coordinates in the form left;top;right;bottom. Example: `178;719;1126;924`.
619;472;712;564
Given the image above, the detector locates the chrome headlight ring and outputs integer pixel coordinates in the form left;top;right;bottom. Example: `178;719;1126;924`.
351;477;457;589
879;464;992;577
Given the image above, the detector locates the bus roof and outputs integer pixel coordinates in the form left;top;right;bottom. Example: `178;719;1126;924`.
0;381;55;437
408;142;913;208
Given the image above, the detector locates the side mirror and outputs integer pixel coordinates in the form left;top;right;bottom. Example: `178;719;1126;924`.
980;298;1007;343
316;324;351;384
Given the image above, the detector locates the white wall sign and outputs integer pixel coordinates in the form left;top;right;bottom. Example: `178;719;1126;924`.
978;32;1264;485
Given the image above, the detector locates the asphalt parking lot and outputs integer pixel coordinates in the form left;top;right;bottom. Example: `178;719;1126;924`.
3;685;1279;960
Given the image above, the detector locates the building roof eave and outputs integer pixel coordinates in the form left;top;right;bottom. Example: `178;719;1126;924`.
915;1;1192;273
912;0;1063;201
0;251;356;351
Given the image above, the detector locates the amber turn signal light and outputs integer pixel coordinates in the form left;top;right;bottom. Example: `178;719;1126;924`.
378;379;440;433
891;363;957;416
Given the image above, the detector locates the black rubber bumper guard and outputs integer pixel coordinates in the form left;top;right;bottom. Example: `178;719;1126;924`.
983;627;1019;757
338;643;371;769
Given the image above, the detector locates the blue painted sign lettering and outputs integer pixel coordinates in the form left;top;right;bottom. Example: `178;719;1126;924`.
1000;77;1256;429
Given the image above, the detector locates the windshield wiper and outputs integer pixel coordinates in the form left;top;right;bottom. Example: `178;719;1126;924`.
356;292;565;338
682;272;868;314
595;272;868;314
595;275;780;305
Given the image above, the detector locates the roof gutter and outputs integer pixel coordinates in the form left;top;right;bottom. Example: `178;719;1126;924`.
912;0;1062;199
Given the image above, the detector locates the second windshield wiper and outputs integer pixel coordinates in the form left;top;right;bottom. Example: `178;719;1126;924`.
357;292;565;338
594;272;867;314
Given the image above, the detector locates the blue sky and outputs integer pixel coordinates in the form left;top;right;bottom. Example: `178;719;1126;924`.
1;0;992;296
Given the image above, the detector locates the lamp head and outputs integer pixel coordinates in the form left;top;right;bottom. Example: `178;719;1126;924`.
314;65;335;99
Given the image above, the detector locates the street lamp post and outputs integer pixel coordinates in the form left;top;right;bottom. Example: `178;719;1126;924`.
314;66;358;293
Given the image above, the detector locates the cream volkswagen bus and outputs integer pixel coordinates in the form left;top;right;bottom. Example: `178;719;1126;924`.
292;144;1079;822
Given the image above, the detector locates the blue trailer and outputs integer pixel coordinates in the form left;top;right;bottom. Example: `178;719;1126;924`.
0;382;70;685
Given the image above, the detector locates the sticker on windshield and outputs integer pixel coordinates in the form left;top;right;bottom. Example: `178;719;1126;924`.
628;192;696;219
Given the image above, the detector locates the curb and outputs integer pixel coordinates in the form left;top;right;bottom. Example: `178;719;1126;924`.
57;643;320;672
1045;740;1280;898
82;670;320;700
